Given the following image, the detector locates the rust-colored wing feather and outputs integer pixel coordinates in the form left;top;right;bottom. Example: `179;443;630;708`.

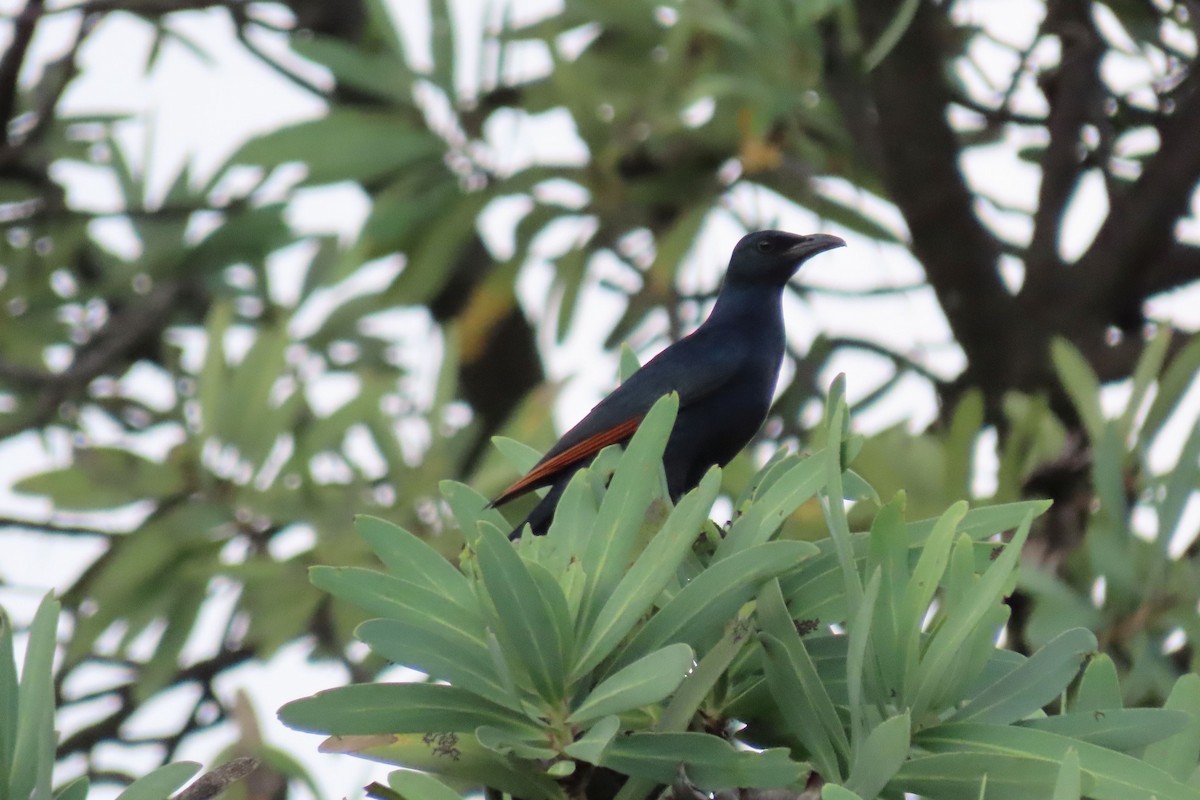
490;415;643;507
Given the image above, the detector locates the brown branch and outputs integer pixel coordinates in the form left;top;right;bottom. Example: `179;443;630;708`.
1142;242;1200;297
0;516;112;537
0;278;204;438
0;0;45;147
174;759;260;800
823;335;947;385
852;1;1016;402
57;645;253;759
1077;64;1200;329
41;0;251;15
1023;0;1104;298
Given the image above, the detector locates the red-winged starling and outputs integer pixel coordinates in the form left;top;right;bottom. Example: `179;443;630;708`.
492;229;846;536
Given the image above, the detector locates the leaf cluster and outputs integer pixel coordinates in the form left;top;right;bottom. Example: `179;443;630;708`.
281;386;1200;799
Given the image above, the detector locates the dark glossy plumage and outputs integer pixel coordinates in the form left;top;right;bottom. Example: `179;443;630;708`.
493;230;846;536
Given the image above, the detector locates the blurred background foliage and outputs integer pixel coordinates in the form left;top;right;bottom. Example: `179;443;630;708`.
0;0;1199;793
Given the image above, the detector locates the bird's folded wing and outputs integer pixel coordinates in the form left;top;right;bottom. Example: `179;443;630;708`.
489;415;643;506
490;330;739;506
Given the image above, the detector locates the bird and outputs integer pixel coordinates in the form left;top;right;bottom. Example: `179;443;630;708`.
491;229;846;536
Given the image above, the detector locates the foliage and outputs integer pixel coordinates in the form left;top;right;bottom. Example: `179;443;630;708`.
0;592;252;800
0;0;1197;789
280;387;1200;799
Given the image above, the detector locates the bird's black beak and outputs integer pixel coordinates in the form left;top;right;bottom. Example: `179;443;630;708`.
786;233;846;262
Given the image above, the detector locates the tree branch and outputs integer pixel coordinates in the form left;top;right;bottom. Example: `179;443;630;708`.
174;759;259;800
1023;0;1103;298
852;1;1016;399
0;0;45;148
1077;64;1200;330
0;516;112;537
1142;242;1200;297
0;278;205;438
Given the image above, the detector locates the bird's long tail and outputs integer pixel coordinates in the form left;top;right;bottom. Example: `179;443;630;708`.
508;480;567;539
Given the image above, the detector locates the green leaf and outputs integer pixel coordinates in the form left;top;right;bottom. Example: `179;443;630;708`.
53;776;90;800
951;628;1098;724
323;731;561;800
908;500;1052;544
758;579;849;780
909;509;1035;718
11;594;59;800
716;449;827;559
15;447;187;510
1118;326;1171;443
1072;653;1122;713
439;480;512;545
618;344;641;382
352;516;476;614
355;618;515;709
569;644;694;724
572;467;721;678
476;525;571;704
601;732;805;790
184;204;291;275
918;722;1200;800
278;683;539;737
230;109;443;185
113;762;201;800
1020;709;1189;751
578;394;678;634
1144;674;1200;781
1142;333;1200;445
1052;748;1082;800
291;36;414;105
845;567;880;748
1051;338;1105;442
474;725;557;760
0;606;17;790
846;713;911;800
657;611;752;732
891;752;1059;799
564;715;621;763
822;786;865;800
385;769;462;800
491;436;543;475
613;540;818;672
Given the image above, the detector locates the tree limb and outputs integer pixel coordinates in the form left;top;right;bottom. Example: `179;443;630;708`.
852;1;1016;400
1023;0;1103;299
0;0;45;148
1077;64;1200;330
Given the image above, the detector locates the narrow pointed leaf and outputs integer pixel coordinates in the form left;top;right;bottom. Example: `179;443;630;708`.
564;715;621;763
113;763;201;800
1145;674;1200;782
601;732;805;790
386;769;462;800
279;683;539;737
951;628;1098;724
569;644;693;724
846;713;911;800
476;526;570;704
614;540;818;672
579;394;678;633
353;516;475;614
573;467;721;678
1019;709;1188;750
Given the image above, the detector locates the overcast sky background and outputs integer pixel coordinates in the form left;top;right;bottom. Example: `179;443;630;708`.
1;0;1199;797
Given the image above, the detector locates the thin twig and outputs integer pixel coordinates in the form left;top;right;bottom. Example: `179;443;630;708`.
174;758;260;800
0;0;46;147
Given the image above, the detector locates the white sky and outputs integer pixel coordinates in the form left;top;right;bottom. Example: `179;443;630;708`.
1;0;1199;797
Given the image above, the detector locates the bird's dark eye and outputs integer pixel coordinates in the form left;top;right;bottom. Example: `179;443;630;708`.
756;240;774;253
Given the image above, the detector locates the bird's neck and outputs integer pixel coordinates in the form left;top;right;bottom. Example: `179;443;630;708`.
707;282;786;331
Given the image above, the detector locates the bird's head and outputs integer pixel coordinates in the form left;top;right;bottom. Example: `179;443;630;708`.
726;230;845;287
